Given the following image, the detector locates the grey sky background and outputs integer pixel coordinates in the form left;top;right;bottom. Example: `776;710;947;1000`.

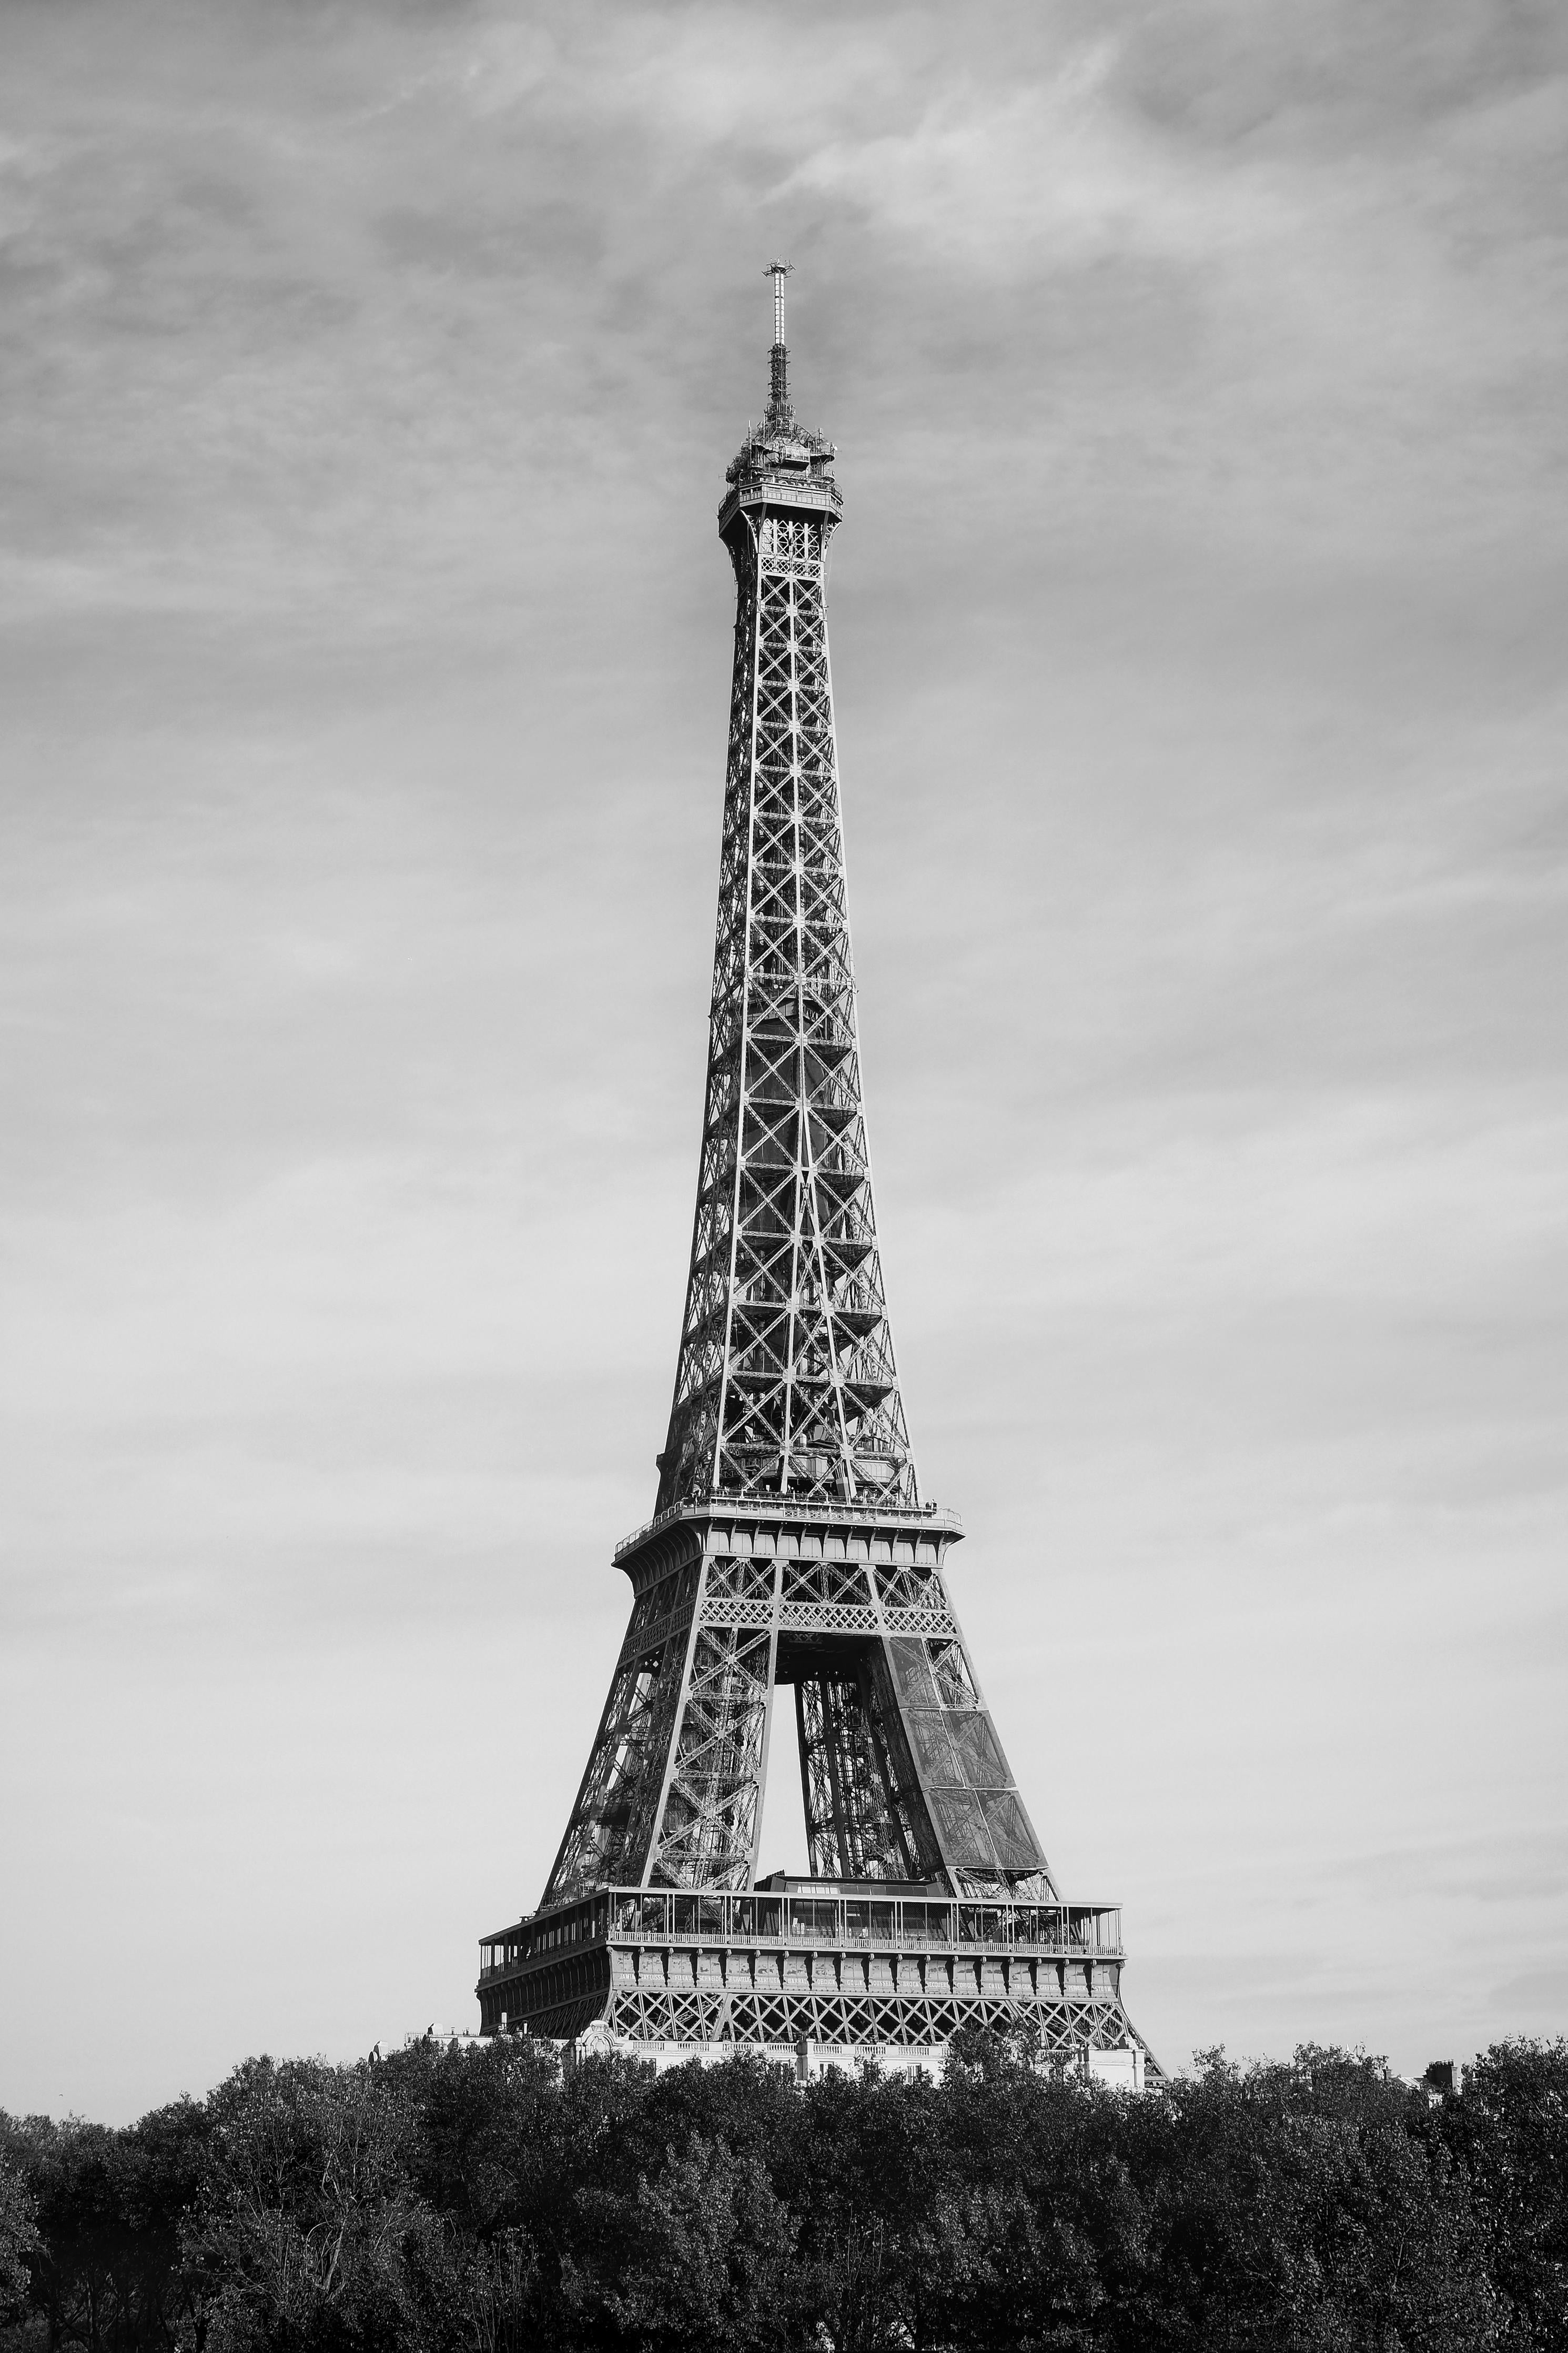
2;0;1565;2124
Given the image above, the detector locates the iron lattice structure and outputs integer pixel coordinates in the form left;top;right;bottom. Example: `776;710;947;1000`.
480;272;1155;2076
479;1886;1141;2076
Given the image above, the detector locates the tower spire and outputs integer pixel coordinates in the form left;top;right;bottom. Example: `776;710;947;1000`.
764;258;793;427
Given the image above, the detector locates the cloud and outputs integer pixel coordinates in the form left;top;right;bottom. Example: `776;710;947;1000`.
1;0;1564;2119
777;59;1289;269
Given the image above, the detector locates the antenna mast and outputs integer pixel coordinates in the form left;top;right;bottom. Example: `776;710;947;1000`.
764;258;793;426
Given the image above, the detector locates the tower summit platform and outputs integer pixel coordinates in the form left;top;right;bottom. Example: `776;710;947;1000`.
477;269;1158;2083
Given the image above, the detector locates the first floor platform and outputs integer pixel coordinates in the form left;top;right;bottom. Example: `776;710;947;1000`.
477;1876;1160;2080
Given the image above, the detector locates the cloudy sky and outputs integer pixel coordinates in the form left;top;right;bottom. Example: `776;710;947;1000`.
2;0;1565;2124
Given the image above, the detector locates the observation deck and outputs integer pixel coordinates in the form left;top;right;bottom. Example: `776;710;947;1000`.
613;1491;963;1588
718;409;842;535
476;1876;1144;2071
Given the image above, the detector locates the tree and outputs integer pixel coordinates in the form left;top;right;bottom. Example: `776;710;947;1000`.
568;2126;796;2353
9;2032;1567;2351
178;2057;437;2353
0;2101;208;2353
0;2151;40;2320
1114;2045;1499;2351
1444;2037;1568;2350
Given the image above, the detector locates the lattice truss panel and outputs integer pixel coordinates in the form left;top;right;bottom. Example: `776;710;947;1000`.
612;1992;1131;2057
542;1540;1058;1908
519;1947;1136;2062
656;501;915;1514
649;1625;771;1892
542;1561;701;1904
538;387;1055;1921
797;1653;940;1885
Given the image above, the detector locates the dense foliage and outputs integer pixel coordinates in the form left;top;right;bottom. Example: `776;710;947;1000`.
3;2034;1565;2351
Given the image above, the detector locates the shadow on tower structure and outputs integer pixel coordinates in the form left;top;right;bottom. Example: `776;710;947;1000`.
476;266;1159;2087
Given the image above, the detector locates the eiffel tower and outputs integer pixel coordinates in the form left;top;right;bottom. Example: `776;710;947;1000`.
478;267;1157;2084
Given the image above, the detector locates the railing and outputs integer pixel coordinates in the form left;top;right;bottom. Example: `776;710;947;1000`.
717;487;844;534
614;1494;962;1565
479;1886;1122;1977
